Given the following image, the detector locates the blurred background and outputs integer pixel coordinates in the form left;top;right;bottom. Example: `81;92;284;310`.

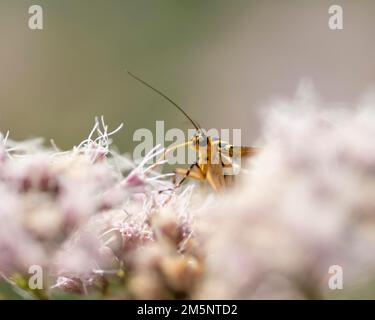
0;0;374;153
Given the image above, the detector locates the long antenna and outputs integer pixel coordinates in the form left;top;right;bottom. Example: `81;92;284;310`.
126;70;200;130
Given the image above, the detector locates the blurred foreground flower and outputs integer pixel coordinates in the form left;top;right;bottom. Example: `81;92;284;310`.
1;91;375;299
196;91;375;299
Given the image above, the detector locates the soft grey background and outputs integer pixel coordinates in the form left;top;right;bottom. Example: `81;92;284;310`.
0;0;374;150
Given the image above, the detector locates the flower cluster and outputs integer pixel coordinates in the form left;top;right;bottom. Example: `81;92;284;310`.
196;92;375;299
0;118;202;299
1;91;375;299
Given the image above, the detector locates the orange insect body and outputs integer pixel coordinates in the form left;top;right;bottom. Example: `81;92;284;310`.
127;71;260;191
174;132;260;191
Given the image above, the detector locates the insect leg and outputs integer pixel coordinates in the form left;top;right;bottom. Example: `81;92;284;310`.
175;163;205;188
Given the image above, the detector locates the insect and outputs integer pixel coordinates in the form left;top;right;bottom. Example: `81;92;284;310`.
126;70;260;191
